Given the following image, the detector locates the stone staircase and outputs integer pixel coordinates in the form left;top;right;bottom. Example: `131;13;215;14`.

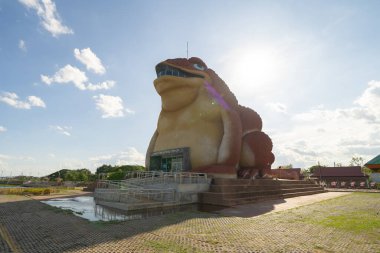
198;178;326;207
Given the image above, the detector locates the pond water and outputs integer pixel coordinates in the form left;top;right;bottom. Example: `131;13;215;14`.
41;196;197;222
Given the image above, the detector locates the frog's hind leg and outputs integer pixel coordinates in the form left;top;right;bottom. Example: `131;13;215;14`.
238;131;275;179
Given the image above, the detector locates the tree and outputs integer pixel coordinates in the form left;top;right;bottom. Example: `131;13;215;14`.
349;156;372;176
107;170;125;180
308;165;321;174
300;168;311;178
349;156;364;167
362;166;372;176
63;171;78;181
46;168;94;182
95;164;114;175
279;164;293;169
95;164;145;178
77;169;91;182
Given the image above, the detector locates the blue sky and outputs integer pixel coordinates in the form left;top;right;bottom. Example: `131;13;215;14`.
1;0;380;176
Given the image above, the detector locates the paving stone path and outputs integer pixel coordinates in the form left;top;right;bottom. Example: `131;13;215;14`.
0;192;379;252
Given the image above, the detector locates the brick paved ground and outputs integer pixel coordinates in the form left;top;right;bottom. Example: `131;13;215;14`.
0;192;379;252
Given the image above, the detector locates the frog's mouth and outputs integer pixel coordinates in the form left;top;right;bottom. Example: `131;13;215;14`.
155;64;204;78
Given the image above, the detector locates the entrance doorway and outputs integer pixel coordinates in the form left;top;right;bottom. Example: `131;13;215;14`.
149;148;190;172
152;156;183;172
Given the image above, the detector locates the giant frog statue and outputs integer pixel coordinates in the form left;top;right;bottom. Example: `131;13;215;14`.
146;57;275;178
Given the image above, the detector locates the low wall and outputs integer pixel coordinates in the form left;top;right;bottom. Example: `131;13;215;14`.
94;181;211;211
176;183;211;203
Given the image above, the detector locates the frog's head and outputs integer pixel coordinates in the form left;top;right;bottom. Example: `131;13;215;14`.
154;57;212;111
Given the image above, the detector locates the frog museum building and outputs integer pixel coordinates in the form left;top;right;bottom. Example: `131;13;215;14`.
144;57;324;206
95;57;325;210
145;57;276;179
149;147;191;173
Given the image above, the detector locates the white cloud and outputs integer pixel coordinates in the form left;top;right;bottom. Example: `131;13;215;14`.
0;154;11;169
89;147;145;168
272;80;380;168
354;80;380;121
0;154;34;162
19;0;73;37
89;154;114;162
0;126;7;132
86;80;115;91
28;96;46;108
116;148;145;166
0;154;36;176
0;92;30;109
74;48;106;75
41;64;88;90
267;102;287;113
49;125;71;136
40;75;52;84
19;40;27;51
0;92;46;109
41;65;115;91
0;154;11;160
125;108;135;115
93;94;134;118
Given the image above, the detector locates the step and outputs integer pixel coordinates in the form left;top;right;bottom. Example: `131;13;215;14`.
212;178;317;186
201;189;327;206
281;189;327;198
199;186;324;203
202;186;323;199
210;184;319;193
198;178;325;207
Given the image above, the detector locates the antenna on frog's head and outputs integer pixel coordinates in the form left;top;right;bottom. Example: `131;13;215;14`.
186;41;189;59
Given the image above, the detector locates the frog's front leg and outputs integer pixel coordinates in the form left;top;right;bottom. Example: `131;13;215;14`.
217;108;242;167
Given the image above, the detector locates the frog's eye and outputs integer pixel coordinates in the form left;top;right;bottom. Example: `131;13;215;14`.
193;63;206;71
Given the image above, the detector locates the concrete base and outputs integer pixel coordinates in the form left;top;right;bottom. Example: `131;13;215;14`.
95;199;178;211
207;173;237;179
193;165;237;178
199;178;326;207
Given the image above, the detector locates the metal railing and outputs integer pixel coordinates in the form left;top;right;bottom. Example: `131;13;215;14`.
124;171;209;185
96;171;208;189
96;180;141;189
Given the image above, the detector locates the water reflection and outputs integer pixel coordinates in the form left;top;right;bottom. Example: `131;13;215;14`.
42;196;197;222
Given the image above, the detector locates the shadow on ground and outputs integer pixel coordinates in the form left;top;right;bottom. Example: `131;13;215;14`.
199;198;286;218
0;195;282;253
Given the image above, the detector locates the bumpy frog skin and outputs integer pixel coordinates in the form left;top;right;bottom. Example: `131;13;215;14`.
146;57;275;178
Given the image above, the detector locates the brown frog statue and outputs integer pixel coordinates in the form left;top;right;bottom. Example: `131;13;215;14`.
146;57;275;178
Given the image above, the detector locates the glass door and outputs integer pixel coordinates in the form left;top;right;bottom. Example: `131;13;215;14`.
171;157;183;172
161;158;172;172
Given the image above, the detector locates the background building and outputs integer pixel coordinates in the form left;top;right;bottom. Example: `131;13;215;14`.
311;166;368;185
365;155;380;183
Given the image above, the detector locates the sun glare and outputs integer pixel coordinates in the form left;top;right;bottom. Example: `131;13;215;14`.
223;47;285;97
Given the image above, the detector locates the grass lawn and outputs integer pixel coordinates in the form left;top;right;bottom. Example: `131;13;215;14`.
300;193;380;236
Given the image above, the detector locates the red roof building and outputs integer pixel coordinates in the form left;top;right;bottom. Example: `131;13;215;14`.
311;166;368;184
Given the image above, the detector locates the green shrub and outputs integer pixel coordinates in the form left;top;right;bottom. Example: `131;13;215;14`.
0;187;56;195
